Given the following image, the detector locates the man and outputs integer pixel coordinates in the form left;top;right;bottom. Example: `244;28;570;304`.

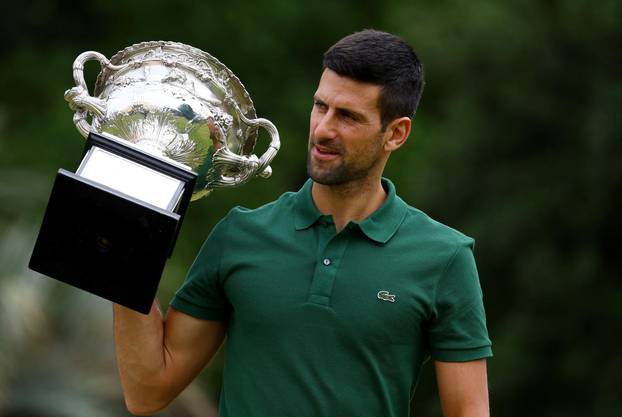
113;30;492;417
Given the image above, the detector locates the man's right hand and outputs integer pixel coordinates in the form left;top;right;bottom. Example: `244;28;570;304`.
113;302;226;415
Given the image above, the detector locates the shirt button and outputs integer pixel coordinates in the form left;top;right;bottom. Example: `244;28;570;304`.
322;258;331;266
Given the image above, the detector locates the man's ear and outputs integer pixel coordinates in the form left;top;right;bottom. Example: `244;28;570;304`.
383;117;412;152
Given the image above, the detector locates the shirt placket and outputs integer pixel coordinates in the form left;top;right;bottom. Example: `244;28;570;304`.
307;217;351;306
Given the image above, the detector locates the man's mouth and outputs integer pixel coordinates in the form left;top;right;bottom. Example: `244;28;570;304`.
311;144;341;161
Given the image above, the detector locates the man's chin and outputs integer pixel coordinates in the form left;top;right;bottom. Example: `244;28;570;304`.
308;168;346;186
307;155;350;185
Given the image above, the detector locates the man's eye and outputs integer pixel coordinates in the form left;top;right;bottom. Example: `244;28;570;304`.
314;101;327;111
340;112;357;122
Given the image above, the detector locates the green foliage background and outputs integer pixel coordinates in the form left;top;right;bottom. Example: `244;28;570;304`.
1;0;621;416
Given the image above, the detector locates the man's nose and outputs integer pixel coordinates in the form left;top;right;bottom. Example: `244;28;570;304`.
313;112;337;139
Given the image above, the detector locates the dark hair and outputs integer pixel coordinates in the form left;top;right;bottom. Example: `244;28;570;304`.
323;29;425;129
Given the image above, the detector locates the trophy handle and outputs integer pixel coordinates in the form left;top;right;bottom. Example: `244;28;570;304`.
211;98;281;187
64;51;127;138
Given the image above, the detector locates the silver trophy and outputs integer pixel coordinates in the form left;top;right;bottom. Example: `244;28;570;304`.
29;41;280;313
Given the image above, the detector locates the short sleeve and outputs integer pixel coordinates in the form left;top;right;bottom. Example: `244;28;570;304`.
428;240;492;361
170;215;232;321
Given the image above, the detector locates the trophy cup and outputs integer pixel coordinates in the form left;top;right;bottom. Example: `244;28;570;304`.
29;41;280;313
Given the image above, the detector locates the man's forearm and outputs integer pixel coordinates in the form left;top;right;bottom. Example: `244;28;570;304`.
435;359;490;417
113;302;170;414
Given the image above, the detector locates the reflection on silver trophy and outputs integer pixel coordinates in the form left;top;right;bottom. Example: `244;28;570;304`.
29;41;280;313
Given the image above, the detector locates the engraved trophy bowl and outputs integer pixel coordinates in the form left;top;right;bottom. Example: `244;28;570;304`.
64;41;280;200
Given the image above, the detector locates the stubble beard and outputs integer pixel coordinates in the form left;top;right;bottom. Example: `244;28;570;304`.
306;135;384;186
307;153;352;186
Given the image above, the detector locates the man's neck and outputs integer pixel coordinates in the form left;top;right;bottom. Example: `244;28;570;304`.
311;176;387;233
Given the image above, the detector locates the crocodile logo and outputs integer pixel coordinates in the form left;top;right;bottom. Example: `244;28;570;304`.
377;290;396;303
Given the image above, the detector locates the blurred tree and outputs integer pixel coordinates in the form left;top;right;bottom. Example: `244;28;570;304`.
1;0;620;416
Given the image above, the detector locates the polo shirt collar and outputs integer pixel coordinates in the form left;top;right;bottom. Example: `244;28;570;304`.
293;177;408;244
294;179;323;230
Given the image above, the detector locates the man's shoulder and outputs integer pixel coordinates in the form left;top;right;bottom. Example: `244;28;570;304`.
223;189;298;226
399;198;474;248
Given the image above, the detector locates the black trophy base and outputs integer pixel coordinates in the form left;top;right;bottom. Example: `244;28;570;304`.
29;169;180;314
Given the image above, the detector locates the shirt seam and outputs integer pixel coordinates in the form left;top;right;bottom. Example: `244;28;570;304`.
431;346;493;362
217;210;234;287
171;295;229;320
431;242;462;319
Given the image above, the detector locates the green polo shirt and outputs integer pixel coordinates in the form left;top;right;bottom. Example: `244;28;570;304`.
171;178;492;417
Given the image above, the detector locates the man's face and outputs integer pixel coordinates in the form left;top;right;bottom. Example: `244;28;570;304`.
307;69;387;186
